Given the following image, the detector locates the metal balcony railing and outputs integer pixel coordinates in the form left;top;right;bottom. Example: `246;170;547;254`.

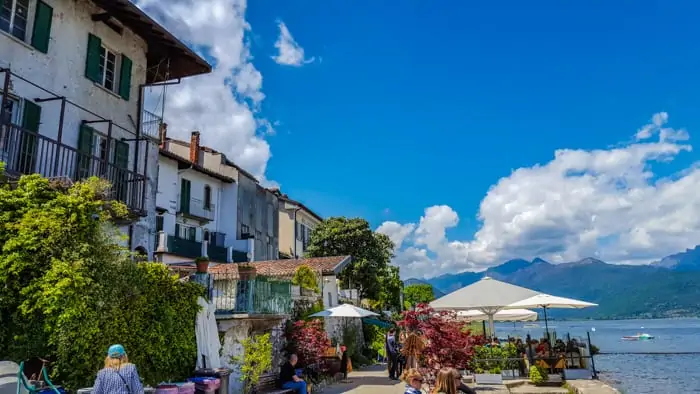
0;122;146;213
141;109;162;141
178;197;215;221
211;273;293;316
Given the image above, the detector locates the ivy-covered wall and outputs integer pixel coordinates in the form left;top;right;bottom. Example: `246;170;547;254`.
0;173;203;390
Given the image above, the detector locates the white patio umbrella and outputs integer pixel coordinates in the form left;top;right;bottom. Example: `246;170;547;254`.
309;303;379;318
430;277;540;337
457;308;538;322
505;294;598;339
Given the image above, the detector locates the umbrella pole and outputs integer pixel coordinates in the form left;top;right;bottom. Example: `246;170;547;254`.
488;314;496;340
543;307;550;342
482;320;487;337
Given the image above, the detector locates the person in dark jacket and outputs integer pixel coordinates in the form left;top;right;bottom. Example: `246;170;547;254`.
386;328;399;380
280;354;306;393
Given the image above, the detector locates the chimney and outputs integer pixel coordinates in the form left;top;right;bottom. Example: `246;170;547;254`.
159;123;168;149
190;131;200;164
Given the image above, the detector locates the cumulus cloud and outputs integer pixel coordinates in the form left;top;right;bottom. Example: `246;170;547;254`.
377;221;415;249
382;113;700;279
272;21;315;66
135;0;274;183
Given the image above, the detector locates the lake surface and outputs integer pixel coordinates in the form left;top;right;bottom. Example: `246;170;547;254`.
494;318;700;393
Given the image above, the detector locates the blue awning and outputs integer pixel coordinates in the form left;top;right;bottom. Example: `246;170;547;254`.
362;317;393;328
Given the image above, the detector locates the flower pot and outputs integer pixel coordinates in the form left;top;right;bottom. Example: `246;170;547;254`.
238;265;256;281
195;259;210;273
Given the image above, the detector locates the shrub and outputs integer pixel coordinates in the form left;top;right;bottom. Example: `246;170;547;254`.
529;365;549;385
285;320;330;367
0;175;203;389
235;333;272;392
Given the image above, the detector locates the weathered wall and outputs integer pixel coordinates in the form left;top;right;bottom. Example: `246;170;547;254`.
1;0;156;257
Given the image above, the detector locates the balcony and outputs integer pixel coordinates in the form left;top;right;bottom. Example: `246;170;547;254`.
0;122;146;214
156;232;205;259
210;273;293;316
178;197;215;221
141;109;162;141
155;231;248;262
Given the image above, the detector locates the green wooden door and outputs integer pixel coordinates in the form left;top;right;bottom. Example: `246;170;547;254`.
19;100;41;174
76;125;93;179
180;179;191;214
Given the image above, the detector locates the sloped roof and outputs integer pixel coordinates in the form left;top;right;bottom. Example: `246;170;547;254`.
209;256;352;277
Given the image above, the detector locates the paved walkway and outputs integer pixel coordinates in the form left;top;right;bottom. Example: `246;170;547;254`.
320;365;404;394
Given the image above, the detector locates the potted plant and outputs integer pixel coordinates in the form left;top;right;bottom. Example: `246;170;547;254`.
529;365;549;386
195;256;210;273
237;263;256;281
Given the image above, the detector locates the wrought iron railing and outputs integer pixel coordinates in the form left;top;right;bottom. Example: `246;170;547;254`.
208;244;228;262
0;122;146;213
141;109;162;140
178;196;215;221
166;235;204;259
211;273;293;316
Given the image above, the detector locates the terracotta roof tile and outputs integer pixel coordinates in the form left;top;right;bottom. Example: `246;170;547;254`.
208;256;352;277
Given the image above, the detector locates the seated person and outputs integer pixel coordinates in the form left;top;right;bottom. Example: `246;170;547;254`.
280;354;307;393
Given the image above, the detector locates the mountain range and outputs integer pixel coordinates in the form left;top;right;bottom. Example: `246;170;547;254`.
405;245;700;319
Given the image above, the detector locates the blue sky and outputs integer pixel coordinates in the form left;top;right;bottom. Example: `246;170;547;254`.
142;0;700;277
252;1;700;231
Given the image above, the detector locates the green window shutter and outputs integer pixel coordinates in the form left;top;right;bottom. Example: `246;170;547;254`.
180;179;191;214
19;100;41;173
76;124;94;178
85;34;102;83
113;140;129;169
175;223;181;239
31;1;53;53
21;100;41;132
118;55;132;100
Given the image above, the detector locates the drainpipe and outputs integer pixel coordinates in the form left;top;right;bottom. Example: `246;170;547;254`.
292;206;301;258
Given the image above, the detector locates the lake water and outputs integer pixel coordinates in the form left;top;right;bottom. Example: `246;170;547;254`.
494;318;700;393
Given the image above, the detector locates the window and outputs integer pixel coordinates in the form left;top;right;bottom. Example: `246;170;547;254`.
179;179;191;214
175;223;197;241
204;185;212;210
241;223;250;237
267;243;273;260
155;215;164;232
99;46;118;91
1;0;29;40
296;222;302;241
85;34;132;100
203;230;210;242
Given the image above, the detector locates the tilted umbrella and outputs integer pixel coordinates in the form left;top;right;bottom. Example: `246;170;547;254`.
505;293;598;339
309;303;379;318
430;277;540;337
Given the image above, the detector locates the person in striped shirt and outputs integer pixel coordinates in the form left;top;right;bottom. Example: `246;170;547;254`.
92;345;144;394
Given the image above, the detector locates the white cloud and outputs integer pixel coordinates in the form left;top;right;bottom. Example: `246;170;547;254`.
272;21;315;66
377;221;415;249
383;113;700;279
135;0;274;183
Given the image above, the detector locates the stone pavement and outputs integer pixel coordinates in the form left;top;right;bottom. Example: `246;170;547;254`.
319;365;404;394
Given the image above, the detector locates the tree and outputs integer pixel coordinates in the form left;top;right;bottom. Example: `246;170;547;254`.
305;217;395;300
378;265;403;311
404;284;435;306
235;333;273;392
398;304;485;372
292;265;319;292
0;172;203;389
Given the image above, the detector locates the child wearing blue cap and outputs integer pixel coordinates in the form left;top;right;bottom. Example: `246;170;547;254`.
92;344;144;394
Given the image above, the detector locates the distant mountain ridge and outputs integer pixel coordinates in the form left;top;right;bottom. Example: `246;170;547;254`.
404;245;700;319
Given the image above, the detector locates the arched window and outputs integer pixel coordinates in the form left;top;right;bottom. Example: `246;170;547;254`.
134;246;148;262
204;185;212;210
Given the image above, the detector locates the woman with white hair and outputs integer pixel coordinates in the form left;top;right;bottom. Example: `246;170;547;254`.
92;344;144;394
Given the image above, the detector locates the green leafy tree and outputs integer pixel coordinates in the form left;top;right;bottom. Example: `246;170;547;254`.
378;265;403;311
404;284;436;306
0;172;203;389
292;264;319;292
305;217;395;301
235;333;273;392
